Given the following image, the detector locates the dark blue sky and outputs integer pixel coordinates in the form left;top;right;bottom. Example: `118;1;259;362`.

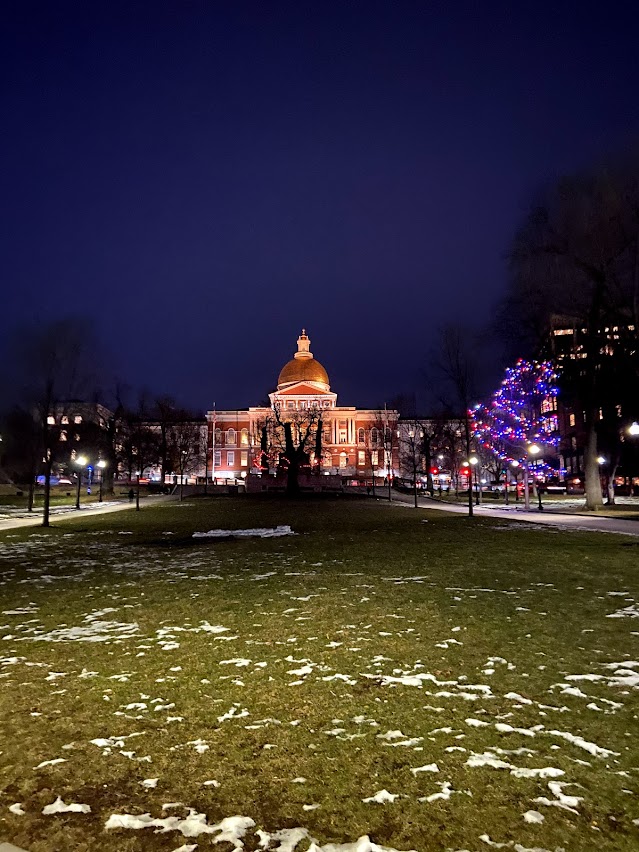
2;2;638;411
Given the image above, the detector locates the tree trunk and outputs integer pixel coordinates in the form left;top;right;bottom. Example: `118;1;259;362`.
315;419;322;475
584;416;603;510
136;474;141;511
27;468;35;513
283;423;300;496
606;460;619;505
42;459;52;527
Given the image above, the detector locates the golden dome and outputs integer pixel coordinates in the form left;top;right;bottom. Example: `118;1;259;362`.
278;357;330;387
277;329;330;389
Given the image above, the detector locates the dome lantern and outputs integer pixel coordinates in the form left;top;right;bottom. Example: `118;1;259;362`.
277;329;330;390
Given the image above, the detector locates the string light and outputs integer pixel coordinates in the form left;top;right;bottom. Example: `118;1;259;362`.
471;359;560;474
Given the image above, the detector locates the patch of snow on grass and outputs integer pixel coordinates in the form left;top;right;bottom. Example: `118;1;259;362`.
362;789;399;804
42;796;91;814
193;526;295;539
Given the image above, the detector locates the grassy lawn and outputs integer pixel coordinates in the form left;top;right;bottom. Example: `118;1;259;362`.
0;497;638;852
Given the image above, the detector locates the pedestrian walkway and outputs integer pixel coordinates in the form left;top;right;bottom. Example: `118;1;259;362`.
0;496;176;532
401;493;639;536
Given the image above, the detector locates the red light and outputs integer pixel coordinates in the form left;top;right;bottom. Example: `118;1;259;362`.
430;467;439;475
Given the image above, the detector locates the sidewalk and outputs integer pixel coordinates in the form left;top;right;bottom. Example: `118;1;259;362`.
0;496;177;532
389;492;639;536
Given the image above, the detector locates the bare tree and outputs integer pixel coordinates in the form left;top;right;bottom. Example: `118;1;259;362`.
503;161;639;509
431;325;478;516
167;413;206;501
271;404;323;495
5;319;95;526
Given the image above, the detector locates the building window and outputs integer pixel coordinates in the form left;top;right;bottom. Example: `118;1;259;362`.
299;400;306;409
61;415;69;425
214;428;221;444
371;450;378;467
616;405;622;417
227;451;235;467
74;432;80;441
241;451;248;467
323;400;331;407
214;450;221;467
323;428;331;444
241;428;249;446
339;452;347;469
569;414;576;427
358;450;365;466
357;428;365;444
541;397;556;414
74;415;82;424
47;415;55;425
226;429;236;445
338;420;347;443
370;428;378;445
59;430;67;441
287;401;295;409
548;415;558;432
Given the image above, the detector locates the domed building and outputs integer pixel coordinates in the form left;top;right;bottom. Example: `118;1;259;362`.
205;329;399;486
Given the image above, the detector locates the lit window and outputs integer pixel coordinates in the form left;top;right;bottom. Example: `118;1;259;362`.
299;400;306;409
358;428;365;444
370;428;378;445
371;451;378;467
241;428;249;446
214;450;221;467
61;415;69;425
74;433;80;441
59;430;67;441
241;451;248;467
616;405;622;417
339;453;347;469
227;451;235;466
226;429;236;445
74;415;82;424
47;416;55;425
358;450;365;465
569;414;576;427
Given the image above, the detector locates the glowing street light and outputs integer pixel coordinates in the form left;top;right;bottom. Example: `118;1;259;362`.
469;454;480;506
74;455;88;510
597;456;606;465
97;459;107;502
628;422;639;437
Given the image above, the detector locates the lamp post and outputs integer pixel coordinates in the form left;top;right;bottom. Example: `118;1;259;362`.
462;461;473;517
629;422;639;437
469;454;479;506
97;459;107;502
508;460;520;505
527;443;541;511
74;455;88;510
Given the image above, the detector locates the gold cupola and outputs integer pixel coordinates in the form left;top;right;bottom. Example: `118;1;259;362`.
277;329;330;390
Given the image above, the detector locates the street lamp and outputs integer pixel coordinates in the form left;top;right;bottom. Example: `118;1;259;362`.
628;422;639;437
527;444;542;511
74;455;88;510
507;459;520;505
97;459;107;502
469;454;479;506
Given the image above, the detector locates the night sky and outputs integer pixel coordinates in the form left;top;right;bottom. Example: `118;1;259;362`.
2;2;638;412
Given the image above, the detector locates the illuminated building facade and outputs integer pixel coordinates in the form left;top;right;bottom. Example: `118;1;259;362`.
206;330;399;484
